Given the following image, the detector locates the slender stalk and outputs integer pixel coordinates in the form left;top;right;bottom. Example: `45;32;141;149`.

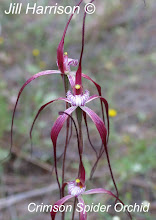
90;148;104;179
58;111;83;220
62;117;70;195
68;115;73;145
72;197;77;220
76;107;83;155
78;123;83;155
74;108;83;219
61;75;70;220
62;75;70;194
83;112;98;157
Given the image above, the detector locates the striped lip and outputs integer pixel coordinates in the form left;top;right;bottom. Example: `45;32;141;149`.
67;180;86;197
67;90;89;106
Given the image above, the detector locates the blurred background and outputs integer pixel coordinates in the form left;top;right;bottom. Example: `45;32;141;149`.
0;0;156;219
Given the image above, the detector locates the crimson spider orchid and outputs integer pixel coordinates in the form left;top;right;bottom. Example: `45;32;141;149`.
28;0;118;201
50;2;119;201
50;161;132;220
9;1;105;197
10;0;103;157
9;0;118;211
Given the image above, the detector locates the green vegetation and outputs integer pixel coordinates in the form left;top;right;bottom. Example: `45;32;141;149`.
0;0;155;219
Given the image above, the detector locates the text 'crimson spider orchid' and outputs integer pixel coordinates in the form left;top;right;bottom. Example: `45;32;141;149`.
50;161;132;220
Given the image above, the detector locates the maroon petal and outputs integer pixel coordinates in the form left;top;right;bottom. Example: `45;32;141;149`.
80;106;107;146
51;106;77;148
86;95;109;141
51;106;77;193
80;106;118;199
75;0;95;94
82;74;102;96
57;0;83;73
81;74;107;145
82;74;106;144
85;95;110;180
83;189;132;219
57;40;64;73
75;12;87;92
83;111;98;156
30;98;70;145
79;159;85;185
11;70;61;153
50;195;73;220
78;195;87;220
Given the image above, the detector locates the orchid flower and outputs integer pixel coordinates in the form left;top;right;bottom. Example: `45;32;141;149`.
50;162;132;220
28;1;118;200
10;0;80;153
50;2;119;200
10;0;104;156
8;0;107;206
49;87;115;195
